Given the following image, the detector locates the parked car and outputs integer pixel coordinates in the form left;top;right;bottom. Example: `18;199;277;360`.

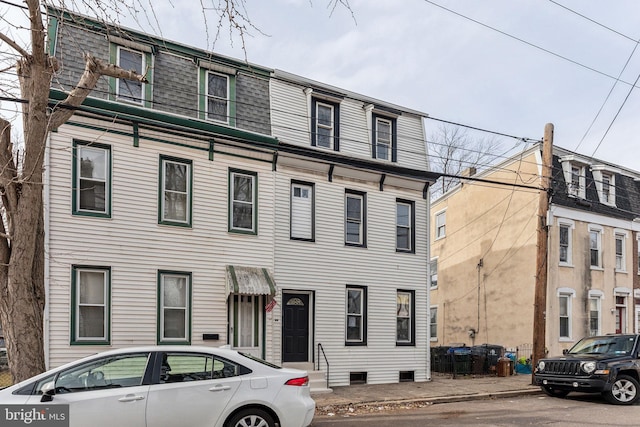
0;345;315;427
534;334;640;405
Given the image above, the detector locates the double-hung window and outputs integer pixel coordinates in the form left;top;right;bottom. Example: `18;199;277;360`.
291;181;314;241
73;140;111;217
158;271;191;344
116;47;144;104
109;38;153;107
396;290;415;345
159;156;192;227
229;169;257;234
345;190;366;246
435;210;446;239
558;288;575;341
311;98;340;150
372;115;397;162
206;72;229;123
396;200;414;252
430;306;438;341
589;227;602;268
71;266;110;345
345;286;367;345
430;258;438;288
588;291;603;336
615;231;626;271
558;220;573;265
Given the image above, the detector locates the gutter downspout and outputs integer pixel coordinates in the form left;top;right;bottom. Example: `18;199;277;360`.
426;185;432;382
43;133;51;369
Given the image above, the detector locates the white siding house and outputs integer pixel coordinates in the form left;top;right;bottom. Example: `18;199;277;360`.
43;8;438;388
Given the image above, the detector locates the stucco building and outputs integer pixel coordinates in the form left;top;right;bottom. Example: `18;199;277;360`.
430;143;640;357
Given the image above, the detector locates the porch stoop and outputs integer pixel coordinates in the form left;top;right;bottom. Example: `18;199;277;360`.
282;362;332;394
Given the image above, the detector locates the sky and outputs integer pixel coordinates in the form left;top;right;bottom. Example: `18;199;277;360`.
3;0;640;172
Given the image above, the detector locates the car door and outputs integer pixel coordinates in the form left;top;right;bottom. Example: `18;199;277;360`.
145;352;243;427
26;352;151;427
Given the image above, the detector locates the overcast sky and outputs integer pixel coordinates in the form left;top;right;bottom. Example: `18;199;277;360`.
3;0;640;171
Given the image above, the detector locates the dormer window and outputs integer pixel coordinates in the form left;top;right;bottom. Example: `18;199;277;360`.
108;36;153;108
559;156;587;199
305;88;342;151
591;165;618;207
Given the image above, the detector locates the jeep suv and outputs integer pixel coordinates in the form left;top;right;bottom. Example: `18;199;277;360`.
534;334;640;405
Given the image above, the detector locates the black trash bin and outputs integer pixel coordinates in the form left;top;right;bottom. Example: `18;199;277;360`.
471;344;504;374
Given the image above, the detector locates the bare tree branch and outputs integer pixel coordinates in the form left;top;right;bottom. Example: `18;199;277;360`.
48;54;147;130
0;31;29;58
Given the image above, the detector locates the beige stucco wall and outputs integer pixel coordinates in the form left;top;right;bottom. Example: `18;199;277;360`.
430;148;541;351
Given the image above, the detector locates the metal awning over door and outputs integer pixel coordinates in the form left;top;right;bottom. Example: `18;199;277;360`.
225;265;276;296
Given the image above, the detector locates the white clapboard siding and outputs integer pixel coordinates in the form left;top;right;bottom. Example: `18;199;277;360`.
46;121;276;367
273;165;429;386
270;79;428;172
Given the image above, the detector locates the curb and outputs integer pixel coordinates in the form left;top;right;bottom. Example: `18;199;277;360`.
314;388;542;417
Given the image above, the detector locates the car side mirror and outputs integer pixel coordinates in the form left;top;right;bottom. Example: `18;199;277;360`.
562;349;569;355
40;381;55;402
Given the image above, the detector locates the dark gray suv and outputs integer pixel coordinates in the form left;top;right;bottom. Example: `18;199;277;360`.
534;334;640;405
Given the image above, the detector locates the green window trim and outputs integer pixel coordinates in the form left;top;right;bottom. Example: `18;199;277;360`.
72;140;112;218
158;155;193;227
228;168;258;235
70;265;111;345
198;68;236;126
109;43;153;108
157;270;192;345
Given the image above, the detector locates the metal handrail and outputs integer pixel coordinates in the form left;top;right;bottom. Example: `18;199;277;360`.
317;343;329;389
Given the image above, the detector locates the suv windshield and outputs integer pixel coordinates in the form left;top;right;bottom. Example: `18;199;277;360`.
568;335;637;356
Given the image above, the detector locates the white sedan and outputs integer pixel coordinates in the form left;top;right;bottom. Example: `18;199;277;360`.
0;346;315;427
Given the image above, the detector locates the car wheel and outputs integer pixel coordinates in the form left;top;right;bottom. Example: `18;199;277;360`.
604;375;640;405
541;386;569;398
226;408;275;427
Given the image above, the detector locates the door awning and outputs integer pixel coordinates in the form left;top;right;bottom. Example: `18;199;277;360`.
226;265;276;296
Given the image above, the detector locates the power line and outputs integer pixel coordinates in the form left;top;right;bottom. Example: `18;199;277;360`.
422;0;640;88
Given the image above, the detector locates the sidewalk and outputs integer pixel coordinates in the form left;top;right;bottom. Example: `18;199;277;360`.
312;373;541;416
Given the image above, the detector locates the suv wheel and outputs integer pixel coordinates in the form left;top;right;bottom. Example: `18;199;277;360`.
604;375;639;405
542;386;569;398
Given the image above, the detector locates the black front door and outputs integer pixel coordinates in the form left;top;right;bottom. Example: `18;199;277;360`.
282;293;310;362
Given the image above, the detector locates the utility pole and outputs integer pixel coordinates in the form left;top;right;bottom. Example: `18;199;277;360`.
531;123;553;384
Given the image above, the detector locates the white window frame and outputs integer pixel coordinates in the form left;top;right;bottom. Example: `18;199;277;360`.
557;219;574;266
591;165;618;207
205;71;230;123
345;286;366;344
615;230;628;272
430;305;438;342
159;156;192;226
291;182;314;240
588;290;603;337
315;101;335;149
116;46;145;105
74;142;110;216
435;210;446;239
637;234;640;275
588;225;603;269
560;158;587;199
158;272;191;344
430;257;438;289
72;266;110;344
230;170;257;233
396;290;414;345
396;200;413;252
557;287;575;342
345;191;365;246
375;117;392;161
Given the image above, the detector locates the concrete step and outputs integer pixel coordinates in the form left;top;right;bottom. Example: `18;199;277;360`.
282;362;332;394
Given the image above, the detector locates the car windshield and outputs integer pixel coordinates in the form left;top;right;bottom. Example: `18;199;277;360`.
568;335;637;356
